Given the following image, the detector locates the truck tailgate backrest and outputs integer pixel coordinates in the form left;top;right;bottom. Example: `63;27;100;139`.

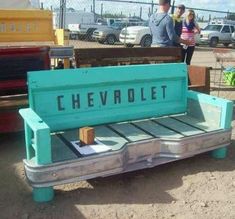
27;63;188;131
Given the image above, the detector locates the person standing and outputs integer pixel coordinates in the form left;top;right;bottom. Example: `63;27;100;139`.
181;9;200;65
149;0;189;47
171;4;185;42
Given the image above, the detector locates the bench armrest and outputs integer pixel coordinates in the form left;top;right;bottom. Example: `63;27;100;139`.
19;108;49;131
187;90;233;130
19;108;52;165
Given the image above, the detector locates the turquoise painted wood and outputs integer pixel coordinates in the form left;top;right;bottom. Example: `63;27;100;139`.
20;108;54;202
109;123;152;142
27;63;188;131
20;63;188;202
187;90;233;159
19;63;233;202
187;90;233;130
33;187;54;203
154;117;205;136
61;127;128;151
133;120;184;139
171;115;220;132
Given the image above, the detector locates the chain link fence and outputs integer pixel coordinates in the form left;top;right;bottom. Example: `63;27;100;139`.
41;0;235;48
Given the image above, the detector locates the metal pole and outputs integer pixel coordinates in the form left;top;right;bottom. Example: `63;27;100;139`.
151;0;154;14
171;0;175;14
93;0;96;13
140;7;142;19
59;0;62;28
101;3;103;18
64;0;66;29
59;0;66;29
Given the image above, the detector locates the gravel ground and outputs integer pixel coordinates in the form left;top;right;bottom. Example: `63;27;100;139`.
0;42;235;219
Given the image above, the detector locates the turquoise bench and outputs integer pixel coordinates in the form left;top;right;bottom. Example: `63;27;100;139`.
19;63;233;202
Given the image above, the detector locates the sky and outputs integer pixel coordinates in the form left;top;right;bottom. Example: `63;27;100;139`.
40;0;235;20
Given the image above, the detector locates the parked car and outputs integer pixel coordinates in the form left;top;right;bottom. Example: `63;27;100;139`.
232;31;235;48
92;22;138;45
119;25;152;47
198;23;235;47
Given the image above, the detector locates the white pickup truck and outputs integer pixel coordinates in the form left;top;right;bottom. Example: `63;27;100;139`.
198;23;235;47
120;22;235;48
119;25;152;47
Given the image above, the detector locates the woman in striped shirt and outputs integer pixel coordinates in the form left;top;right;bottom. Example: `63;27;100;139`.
181;10;200;65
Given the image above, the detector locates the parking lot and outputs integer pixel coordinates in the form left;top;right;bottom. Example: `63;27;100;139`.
1;42;235;219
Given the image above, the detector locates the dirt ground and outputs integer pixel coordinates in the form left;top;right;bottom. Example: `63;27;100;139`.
1;44;235;219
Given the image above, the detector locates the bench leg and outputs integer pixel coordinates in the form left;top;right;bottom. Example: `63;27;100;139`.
33;187;54;202
211;146;227;159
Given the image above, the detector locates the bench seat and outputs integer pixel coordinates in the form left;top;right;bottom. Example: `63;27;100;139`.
24;112;231;188
23;96;232;188
19;63;232;202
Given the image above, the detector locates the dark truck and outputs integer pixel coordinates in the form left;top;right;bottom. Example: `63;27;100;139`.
92;22;126;44
92;22;144;45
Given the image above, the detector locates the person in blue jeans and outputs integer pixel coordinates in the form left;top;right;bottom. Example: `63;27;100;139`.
149;0;190;47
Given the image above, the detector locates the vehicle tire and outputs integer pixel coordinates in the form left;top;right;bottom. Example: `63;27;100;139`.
98;39;105;44
106;35;116;45
223;43;230;47
140;35;152;47
78;35;85;40
209;37;218;47
69;34;75;40
125;44;134;48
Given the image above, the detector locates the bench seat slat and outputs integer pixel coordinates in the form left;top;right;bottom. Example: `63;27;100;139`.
109;123;153;142
133;119;184;139
171;115;221;132
154;117;205;136
95;126;129;150
51;134;78;162
58;127;128;152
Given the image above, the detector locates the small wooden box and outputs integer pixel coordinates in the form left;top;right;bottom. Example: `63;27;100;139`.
79;127;95;146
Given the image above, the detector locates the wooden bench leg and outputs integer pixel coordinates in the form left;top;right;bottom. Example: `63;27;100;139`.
25;123;54;202
33;187;54;202
211;146;227;159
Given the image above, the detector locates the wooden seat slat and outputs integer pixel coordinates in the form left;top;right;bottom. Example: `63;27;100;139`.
133;119;184;139
109;123;153;142
154;117;205;136
171;115;221;132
